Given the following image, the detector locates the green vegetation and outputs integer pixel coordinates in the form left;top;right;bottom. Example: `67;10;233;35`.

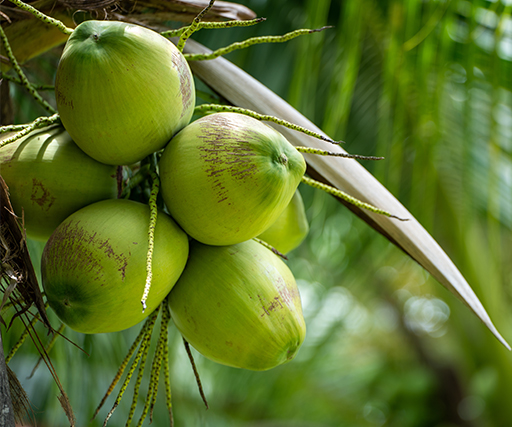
2;0;511;426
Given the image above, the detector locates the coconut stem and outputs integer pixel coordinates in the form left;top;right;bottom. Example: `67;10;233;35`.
0;25;57;115
102;308;159;427
183;339;209;409
136;310;169;427
176;0;216;52
125;350;148;425
6;0;73;35
184;26;332;61
295;147;384;161
162;17;265;39
161;301;174;427
0;114;60;148
126;317;156;427
93;319;151;420
120;164;151;199
141;172;160;312
252;238;288;260
28;323;66;379
0;72;54;91
0;124;30;134
5;310;42;364
301;176;408;221
194;104;342;145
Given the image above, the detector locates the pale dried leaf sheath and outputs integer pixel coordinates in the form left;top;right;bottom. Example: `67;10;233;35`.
163;0;257;22
182;39;510;350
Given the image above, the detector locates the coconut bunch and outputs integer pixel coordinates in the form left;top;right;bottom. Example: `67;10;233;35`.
1;19;311;372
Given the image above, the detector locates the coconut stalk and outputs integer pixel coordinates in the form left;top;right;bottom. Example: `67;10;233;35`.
183;38;510;350
0;0;256;71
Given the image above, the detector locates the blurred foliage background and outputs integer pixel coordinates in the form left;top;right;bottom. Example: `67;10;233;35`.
2;0;512;426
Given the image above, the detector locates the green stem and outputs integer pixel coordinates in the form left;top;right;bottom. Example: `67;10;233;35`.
5;312;40;364
125;331;152;427
301;176;408;221
141;172;160;312
93;319;152;420
176;0;216;52
185;26;332;61
252;237;287;260
183;339;209;409
7;0;73;35
0;25;57;114
102;309;159;427
138;313;168;426
120;164;151;199
1;73;55;91
295;146;384;161
162;17;265;39
29;323;65;378
161;301;174;426
0;124;30;134
194;104;341;144
0;114;60;148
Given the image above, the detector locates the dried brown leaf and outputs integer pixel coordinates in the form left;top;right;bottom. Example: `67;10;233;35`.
58;391;76;427
0;176;50;329
7;364;35;425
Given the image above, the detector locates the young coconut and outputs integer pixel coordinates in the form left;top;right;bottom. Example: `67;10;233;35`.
257;189;309;254
0;125;118;241
168;239;306;371
55;20;195;165
159;112;306;246
42;199;189;334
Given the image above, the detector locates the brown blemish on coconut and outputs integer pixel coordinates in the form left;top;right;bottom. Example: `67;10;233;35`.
258;294;270;317
172;50;194;118
275;275;296;307
43;218;130;286
258;293;285;318
268;296;284;313
55;86;74;110
31;178;56;211
118;259;128;280
197;115;263;204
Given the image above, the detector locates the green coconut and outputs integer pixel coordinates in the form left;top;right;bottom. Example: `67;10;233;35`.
159;112;307;246
42;199;189;334
169;239;306;371
55;20;195;165
257;189;309;254
0;125;118;241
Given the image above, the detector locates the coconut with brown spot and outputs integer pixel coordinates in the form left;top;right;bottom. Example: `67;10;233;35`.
55;20;195;166
168;239;306;371
42;199;189;334
0;125;118;241
159;112;306;246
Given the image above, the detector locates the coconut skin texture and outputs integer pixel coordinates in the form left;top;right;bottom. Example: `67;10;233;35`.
42;199;189;334
169;239;306;371
159;113;307;246
257;189;309;254
55;20;195;165
0;125;118;241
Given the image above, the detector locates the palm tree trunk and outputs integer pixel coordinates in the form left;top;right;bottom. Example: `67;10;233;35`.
0;333;15;427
